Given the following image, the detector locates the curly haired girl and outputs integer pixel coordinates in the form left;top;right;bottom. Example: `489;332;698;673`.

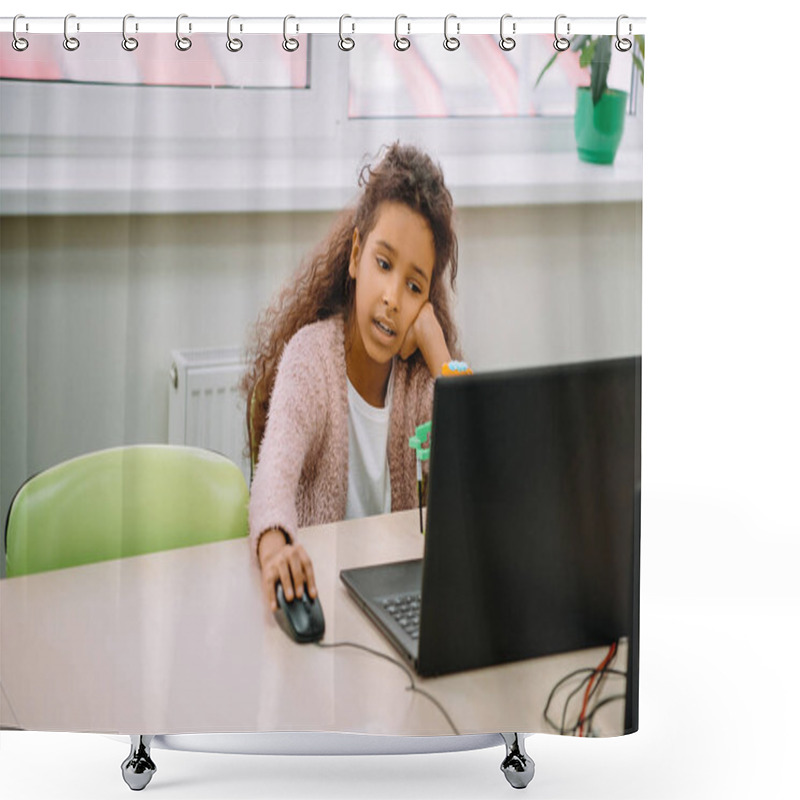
242;143;464;614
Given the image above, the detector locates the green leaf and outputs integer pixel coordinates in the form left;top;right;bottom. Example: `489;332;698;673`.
579;37;597;69
635;34;645;60
591;36;612;105
594;34;612;64
632;53;644;84
535;51;558;88
571;34;590;52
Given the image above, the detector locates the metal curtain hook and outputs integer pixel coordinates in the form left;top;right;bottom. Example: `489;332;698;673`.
226;15;243;52
615;15;632;51
553;14;570;51
394;14;410;51
176;14;192;51
283;15;299;52
12;15;29;51
339;15;355;51
443;14;460;51
122;14;139;51
499;14;516;51
63;13;80;51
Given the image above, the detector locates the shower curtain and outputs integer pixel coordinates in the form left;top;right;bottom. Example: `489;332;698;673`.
0;17;643;743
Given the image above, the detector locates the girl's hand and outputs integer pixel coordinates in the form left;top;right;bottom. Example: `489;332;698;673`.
399;307;423;360
400;302;452;379
258;528;317;613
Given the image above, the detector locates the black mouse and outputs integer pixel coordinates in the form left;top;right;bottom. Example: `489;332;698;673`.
274;583;325;643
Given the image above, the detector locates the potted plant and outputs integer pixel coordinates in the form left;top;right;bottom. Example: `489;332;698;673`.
536;34;645;164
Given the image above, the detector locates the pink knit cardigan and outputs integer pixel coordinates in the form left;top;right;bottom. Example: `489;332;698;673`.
248;315;434;563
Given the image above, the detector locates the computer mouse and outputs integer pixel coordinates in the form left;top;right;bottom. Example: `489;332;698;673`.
274;583;325;643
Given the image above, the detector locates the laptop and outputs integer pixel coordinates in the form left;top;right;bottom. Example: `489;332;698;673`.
340;356;641;678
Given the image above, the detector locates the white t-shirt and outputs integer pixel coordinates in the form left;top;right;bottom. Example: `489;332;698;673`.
345;367;394;520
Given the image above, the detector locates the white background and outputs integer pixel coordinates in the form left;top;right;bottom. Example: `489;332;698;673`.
2;1;798;799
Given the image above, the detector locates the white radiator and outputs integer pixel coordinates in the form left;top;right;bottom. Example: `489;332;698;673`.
168;347;250;484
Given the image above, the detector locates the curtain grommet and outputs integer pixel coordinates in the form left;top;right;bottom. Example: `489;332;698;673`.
283;15;300;52
499;14;516;51
338;15;355;51
226;15;243;52
394;15;411;51
553;14;570;52
12;15;29;52
63;13;80;51
443;14;460;51
176;14;192;51
122;14;139;52
615;15;633;52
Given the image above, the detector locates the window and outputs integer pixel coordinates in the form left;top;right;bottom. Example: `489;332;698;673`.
0;33;643;213
1;33;309;88
348;35;639;119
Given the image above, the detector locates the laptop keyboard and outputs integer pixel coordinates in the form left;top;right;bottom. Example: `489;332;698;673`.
380;592;421;639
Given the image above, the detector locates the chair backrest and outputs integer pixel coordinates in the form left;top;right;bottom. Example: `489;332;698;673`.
5;445;249;578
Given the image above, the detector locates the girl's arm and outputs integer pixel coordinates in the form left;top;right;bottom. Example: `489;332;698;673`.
400;301;452;379
249;326;326;608
249;328;323;552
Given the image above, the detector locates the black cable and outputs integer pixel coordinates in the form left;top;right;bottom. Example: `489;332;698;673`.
315;640;460;735
561;672;594;735
568;647;619;736
543;668;597;734
566;694;626;736
561;665;615;736
543;666;626;735
583;654;618;736
561;657;624;736
543;667;624;732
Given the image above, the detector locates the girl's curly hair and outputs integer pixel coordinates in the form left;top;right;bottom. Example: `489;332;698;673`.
242;143;461;466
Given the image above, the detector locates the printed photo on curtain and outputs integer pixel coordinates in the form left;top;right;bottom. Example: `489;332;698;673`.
0;17;643;775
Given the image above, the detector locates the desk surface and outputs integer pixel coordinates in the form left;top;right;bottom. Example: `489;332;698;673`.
0;509;626;737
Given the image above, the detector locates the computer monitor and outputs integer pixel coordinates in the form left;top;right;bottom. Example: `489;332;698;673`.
416;356;641;677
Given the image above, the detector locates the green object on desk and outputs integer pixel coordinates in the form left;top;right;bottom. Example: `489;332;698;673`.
408;421;432;461
4;445;249;577
408;421;432;533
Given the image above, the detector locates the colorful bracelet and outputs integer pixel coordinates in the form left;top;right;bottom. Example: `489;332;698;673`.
441;360;473;376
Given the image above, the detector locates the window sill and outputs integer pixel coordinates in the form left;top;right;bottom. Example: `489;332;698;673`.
0;149;642;216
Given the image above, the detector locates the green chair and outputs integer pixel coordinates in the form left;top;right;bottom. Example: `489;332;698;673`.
5;444;249;578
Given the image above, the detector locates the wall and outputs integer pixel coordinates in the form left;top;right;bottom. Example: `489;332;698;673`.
0;201;641;569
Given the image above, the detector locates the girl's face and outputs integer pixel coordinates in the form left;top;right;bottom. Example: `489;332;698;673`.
348;201;435;368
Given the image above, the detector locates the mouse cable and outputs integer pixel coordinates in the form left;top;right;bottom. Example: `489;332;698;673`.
314;640;460;736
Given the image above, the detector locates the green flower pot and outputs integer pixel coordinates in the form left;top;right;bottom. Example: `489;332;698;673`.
574;87;628;165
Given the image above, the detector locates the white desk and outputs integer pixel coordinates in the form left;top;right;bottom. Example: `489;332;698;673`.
0;510;626;737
